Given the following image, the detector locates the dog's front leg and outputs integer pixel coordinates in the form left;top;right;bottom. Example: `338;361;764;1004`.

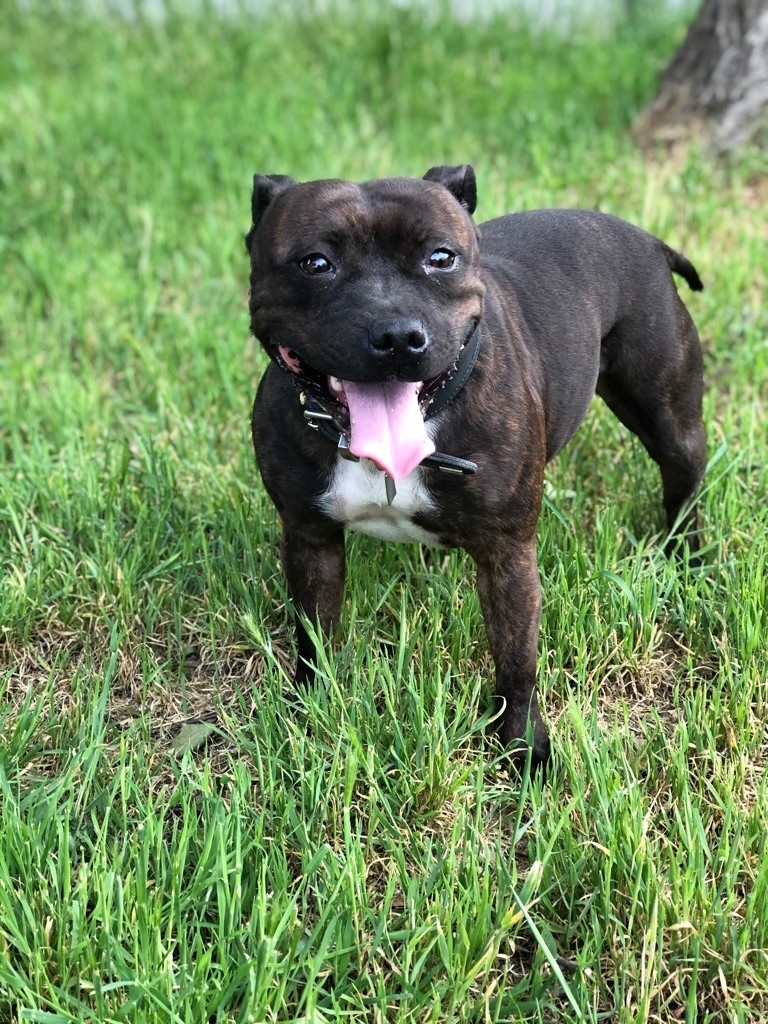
281;525;345;686
473;538;551;772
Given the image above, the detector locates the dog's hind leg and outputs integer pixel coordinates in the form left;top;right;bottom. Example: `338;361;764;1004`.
596;298;707;556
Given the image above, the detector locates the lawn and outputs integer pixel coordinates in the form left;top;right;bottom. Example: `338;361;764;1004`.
0;1;766;1021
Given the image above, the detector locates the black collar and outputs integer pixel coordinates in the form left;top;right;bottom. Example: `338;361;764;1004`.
278;324;481;478
421;319;482;423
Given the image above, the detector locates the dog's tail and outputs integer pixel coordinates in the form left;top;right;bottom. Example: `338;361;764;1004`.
661;242;704;291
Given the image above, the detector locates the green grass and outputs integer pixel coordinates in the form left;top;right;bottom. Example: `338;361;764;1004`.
1;1;767;1021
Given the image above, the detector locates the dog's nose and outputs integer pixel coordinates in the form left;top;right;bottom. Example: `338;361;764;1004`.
369;318;429;357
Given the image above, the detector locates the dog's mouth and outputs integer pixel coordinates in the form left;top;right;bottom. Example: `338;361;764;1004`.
275;345;464;416
274;341;469;481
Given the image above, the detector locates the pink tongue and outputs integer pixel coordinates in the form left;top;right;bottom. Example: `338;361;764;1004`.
342;380;435;481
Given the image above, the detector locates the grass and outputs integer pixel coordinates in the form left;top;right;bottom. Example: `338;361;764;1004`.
1;0;766;1021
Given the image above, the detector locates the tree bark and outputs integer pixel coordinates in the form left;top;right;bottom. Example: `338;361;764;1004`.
637;0;768;150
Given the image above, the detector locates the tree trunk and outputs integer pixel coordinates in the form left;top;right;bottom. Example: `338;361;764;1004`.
637;0;768;150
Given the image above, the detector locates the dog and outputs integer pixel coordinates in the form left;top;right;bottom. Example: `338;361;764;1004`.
245;165;706;772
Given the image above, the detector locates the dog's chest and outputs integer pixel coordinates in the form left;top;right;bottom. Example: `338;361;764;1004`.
318;457;443;546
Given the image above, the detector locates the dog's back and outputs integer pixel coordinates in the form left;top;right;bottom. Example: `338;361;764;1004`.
478;209;704;461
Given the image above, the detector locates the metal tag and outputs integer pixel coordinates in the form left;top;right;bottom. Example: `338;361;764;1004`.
337;435;360;462
385;474;397;505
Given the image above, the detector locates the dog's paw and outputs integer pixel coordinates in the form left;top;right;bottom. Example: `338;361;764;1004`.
496;702;552;778
506;732;551;779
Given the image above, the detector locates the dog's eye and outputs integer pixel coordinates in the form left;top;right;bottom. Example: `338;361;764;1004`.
427;249;457;270
298;253;334;276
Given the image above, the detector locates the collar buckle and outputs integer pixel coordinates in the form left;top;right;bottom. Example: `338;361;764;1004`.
303;408;335;430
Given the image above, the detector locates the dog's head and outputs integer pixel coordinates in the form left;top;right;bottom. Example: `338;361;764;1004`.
245;166;485;479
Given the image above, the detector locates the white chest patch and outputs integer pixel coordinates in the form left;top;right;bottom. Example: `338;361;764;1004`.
318;456;443;546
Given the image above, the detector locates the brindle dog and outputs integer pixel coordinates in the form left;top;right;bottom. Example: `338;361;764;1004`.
246;165;706;772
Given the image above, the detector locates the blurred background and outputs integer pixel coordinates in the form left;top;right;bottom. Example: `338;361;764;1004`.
2;0;763;509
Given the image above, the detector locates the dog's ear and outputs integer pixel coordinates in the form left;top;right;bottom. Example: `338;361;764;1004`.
423;164;477;215
251;173;296;225
245;173;297;252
